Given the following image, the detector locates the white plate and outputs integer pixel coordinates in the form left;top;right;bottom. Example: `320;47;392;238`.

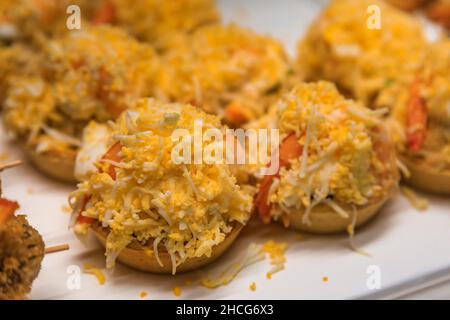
1;0;449;300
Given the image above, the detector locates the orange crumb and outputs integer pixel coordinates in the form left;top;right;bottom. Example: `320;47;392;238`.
173;286;181;297
27;187;34;194
0;152;9;162
249;282;256;292
83;264;106;285
266;272;272;280
140;291;148;299
61;205;71;214
322;276;329;283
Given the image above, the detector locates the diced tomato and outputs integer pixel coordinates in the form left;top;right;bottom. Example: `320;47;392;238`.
0;198;19;225
99;142;123;180
254;133;302;223
406;78;427;153
96;67;125;119
77;214;94;225
76;196;94;225
91;0;116;25
279;133;303;167
224;102;251;126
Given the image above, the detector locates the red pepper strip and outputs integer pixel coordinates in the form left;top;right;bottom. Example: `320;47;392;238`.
254;174;276;223
406;78;427;153
254;133;303;223
77;196;94;225
0;198;19;225
91;0;116;25
279;133;304;167
99;141;123;180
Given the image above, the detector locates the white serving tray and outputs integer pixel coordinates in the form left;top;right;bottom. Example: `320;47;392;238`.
1;0;449;300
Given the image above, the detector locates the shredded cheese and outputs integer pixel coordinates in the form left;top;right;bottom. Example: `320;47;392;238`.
3;25;158;158
70;100;252;273
192;241;288;289
156;24;290;124
401;186;428;211
324;199;349;219
262;240;288;276
347;206;371;257
297;0;426;110
200;244;265;289
83;264;106;285
396;159;411;178
268;82;396;227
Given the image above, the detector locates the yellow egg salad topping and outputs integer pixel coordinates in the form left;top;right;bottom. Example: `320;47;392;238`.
297;0;426;110
70;99;252;273
0;0;219;50
0;0;102;40
421;39;450;126
268;82;397;223
3;25;157;155
0;44;43;105
112;0;220;50
389;38;450;170
156;24;290;126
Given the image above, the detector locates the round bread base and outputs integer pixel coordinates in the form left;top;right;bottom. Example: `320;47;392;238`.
91;222;244;274
23;143;77;183
284;187;395;234
400;154;450;195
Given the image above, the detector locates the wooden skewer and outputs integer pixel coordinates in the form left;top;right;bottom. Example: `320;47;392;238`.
45;243;70;254
0;160;22;171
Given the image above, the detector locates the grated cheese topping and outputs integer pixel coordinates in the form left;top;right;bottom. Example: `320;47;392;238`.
390;39;450;170
401;186;429;211
112;0;220;50
297;0;426;111
156;24;290;125
3;25;158;156
267;82;396;223
71;99;252;273
262;240;287;276
200;240;287;289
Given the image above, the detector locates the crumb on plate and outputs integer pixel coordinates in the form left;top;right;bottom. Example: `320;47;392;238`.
173;286;181;297
83;264;106;285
